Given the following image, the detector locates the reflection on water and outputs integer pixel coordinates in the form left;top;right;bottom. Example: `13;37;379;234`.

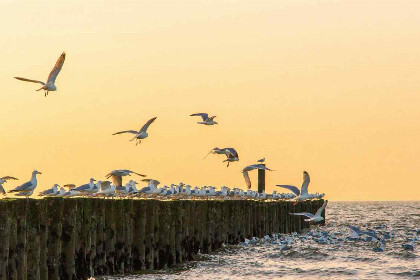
100;201;420;279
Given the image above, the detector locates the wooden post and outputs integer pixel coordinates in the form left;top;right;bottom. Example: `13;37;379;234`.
26;199;41;280
16;199;28;280
0;201;10;280
257;164;266;193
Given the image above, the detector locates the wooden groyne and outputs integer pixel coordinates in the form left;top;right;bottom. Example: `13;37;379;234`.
0;198;325;280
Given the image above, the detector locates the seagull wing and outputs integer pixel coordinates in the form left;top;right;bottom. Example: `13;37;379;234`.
301;172;310;195
190;113;208;122
0;185;5;195
225;148;238;159
243;170;251;189
291;212;315;218
315;200;328;217
348;226;362;234
276;185;301;196
1;176;18;181
109;175;122;187
139;117;157;133
112;130;138;135
14;77;45;85
9;181;33;192
207;115;216;121
100;181;112;190
73;184;90;191
129;171;147;177
47;52;66;84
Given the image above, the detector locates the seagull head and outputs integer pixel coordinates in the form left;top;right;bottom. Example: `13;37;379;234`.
89;178;96;183
33;170;42;175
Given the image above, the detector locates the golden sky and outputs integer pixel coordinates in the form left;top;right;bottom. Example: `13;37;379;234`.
1;0;420;200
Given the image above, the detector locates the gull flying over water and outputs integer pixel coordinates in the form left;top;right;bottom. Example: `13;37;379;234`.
290;200;328;222
105;169;146;186
190;113;218;125
8;170;41;194
241;164;273;189
0;176;18;196
276;171;321;201
113;117;157;145
14;52;66;97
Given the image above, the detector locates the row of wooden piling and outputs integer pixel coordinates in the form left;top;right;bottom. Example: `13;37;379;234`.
0;198;325;280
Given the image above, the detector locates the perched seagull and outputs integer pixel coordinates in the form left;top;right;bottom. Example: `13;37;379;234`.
8;170;41;194
14;52;66;97
105;169;146;186
190;113;218;125
95;181;115;196
113;117;157;145
276;171;321;202
71;178;96;193
0;176;18;196
257;158;265;163
290;200;328;222
241;164;273;189
38;184;60;197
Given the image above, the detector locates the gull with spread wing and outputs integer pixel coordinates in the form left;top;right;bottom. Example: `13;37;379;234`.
113;117;157;145
105;169;146;187
242;164;273;189
190;113;218;125
14;52;66;97
0;176;18;196
276;171;322;202
290;200;328;222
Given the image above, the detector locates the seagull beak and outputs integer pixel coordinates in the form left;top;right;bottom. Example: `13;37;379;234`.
38;171;42;174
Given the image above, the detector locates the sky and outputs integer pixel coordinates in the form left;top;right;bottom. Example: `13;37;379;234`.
1;0;420;200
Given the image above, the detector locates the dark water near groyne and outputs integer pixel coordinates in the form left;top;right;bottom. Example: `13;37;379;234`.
100;201;419;280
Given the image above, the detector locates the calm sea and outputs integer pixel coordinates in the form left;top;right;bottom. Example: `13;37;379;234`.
100;201;420;279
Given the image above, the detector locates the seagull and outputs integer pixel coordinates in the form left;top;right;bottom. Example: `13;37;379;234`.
95;181;115;196
0;176;18;195
8;170;41;194
105;169;146;186
71;178;96;193
113;117;157;145
257;158;265;163
38;184;60;197
241;164;273;189
290;200;328;222
14;52;66;97
223;148;239;167
204;147;239;167
190;113;218;125
276;171;321;202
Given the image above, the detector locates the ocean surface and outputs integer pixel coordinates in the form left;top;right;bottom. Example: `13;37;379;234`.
100;201;419;280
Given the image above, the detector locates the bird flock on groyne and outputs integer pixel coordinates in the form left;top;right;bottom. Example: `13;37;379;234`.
2;51;325;222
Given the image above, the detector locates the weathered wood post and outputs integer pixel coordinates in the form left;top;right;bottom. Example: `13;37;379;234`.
16;199;28;280
0;201;10;280
61;199;77;280
46;198;63;280
257;164;265;193
7;203;18;280
26;199;41;280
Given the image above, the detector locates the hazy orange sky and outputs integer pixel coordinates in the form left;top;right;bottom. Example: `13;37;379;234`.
1;0;420;200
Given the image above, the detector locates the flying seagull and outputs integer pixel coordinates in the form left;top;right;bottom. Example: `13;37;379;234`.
113;117;157;145
14;52;66;97
105;169;146;186
190;113;218;125
276;171;321;201
204;147;239;167
290;200;328;222
241;164;273;189
0;176;18;196
8;170;41;193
